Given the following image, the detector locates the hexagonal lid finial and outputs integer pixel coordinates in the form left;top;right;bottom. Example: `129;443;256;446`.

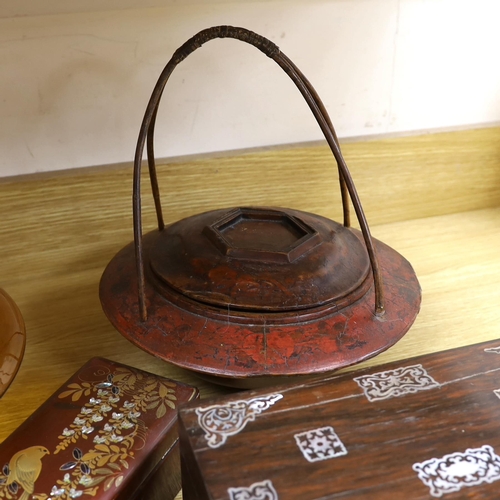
203;207;322;264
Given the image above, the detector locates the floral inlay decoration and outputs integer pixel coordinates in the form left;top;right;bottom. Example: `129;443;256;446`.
0;363;178;500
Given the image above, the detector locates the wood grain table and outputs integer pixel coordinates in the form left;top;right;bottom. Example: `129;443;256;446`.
0;126;499;498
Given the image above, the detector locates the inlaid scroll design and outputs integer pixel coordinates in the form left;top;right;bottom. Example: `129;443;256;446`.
294;426;347;463
353;364;439;402
228;479;278;500
196;394;283;448
413;445;500;497
484;346;500;354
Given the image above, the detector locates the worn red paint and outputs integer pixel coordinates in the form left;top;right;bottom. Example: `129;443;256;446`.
100;209;420;387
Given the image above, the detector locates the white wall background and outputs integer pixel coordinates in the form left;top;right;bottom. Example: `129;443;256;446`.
1;0;499;177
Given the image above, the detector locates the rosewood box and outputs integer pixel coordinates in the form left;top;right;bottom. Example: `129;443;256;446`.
179;339;500;499
0;357;198;500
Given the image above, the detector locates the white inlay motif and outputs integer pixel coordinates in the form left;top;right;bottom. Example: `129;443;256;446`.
413;445;500;497
353;364;439;402
494;389;500;400
484;346;500;354
196;394;283;448
294;426;347;462
228;479;278;500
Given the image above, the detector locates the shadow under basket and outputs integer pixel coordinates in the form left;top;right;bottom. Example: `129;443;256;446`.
99;26;421;388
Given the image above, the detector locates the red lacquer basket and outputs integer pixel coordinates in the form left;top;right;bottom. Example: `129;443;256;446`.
100;26;421;387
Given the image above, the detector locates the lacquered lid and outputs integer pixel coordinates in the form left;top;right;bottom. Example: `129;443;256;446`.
149;207;370;312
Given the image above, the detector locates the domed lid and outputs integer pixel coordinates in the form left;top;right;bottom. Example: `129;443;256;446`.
148;207;370;312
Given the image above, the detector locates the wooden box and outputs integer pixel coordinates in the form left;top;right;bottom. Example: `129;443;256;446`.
0;357;198;500
179;339;500;499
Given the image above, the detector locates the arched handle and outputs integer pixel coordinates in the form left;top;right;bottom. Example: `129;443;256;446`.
133;25;385;321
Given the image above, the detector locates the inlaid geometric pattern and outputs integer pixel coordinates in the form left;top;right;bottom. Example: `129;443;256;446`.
294;426;347;463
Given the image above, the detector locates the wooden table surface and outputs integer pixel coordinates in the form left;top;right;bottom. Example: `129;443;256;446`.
0;127;499;498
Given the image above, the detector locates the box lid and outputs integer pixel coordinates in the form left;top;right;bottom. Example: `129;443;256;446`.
0;357;197;499
179;339;500;499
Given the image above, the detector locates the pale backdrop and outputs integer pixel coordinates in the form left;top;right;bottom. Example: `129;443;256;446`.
1;0;499;177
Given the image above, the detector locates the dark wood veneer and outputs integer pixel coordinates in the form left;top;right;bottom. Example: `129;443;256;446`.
179;339;500;499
